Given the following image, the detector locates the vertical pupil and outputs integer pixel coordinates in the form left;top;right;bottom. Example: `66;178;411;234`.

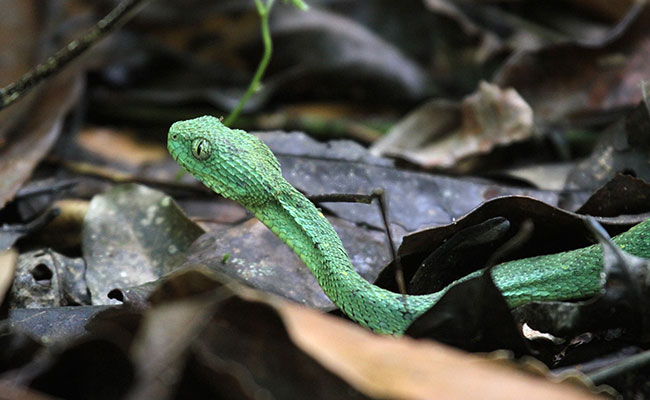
197;142;202;155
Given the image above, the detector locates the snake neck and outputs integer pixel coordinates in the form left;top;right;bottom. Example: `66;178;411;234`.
247;181;439;334
244;179;650;335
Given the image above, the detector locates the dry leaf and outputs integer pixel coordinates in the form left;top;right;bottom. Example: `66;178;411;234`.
371;81;534;168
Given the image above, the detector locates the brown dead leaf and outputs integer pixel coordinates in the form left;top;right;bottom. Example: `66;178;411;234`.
278;299;601;400
371;81;533;168
494;6;650;123
0;0;83;210
0;248;18;305
34;199;89;250
0;0;40;139
77;127;168;167
145;268;603;400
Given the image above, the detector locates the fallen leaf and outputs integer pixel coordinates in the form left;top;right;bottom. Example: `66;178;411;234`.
371;81;534;168
0;248;18;306
280;298;601;400
82;184;204;304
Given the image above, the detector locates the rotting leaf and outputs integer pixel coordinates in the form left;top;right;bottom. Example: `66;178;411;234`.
0;68;82;211
77;127;169;168
127;292;226;400
268;6;431;103
144;268;602;399
0;381;58;400
107;281;160;308
82;184;204;305
8;249;89;309
90;3;431;124
0;328;43;375
370;81;535;169
0;265;606;399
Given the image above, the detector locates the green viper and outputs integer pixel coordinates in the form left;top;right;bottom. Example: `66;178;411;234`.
168;115;650;334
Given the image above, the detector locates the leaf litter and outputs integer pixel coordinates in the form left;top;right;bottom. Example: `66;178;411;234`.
2;1;650;398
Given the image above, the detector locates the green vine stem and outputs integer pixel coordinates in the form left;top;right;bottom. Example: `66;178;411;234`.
224;0;275;125
224;0;307;125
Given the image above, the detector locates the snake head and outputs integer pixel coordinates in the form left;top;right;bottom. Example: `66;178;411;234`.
168;115;283;206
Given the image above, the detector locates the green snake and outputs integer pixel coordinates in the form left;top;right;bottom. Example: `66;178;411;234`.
168;115;650;334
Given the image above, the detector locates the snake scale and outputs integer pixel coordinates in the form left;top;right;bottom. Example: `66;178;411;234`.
168;115;650;334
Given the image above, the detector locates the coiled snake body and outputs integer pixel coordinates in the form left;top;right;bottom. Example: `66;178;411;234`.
168;116;650;334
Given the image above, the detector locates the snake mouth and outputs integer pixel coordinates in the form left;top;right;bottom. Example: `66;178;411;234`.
168;145;190;174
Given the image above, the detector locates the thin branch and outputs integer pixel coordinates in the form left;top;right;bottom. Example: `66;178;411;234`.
0;0;153;110
310;189;407;299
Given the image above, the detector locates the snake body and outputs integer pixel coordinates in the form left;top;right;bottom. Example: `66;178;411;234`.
168;116;650;334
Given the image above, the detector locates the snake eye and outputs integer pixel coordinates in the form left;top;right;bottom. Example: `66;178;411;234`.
191;138;212;160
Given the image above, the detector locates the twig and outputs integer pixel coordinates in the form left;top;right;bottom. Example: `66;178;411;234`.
310;189;407;298
588;349;650;385
0;0;153;110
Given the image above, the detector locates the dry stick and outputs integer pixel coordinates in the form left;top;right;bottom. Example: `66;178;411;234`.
0;0;153;110
588;348;650;385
